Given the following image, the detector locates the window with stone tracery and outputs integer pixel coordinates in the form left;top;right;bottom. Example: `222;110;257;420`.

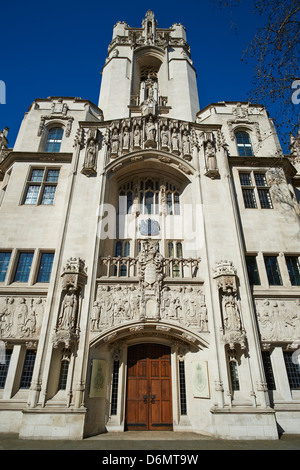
140;66;158;82
118;178;180;216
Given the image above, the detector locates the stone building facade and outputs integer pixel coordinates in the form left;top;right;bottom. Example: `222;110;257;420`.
0;11;299;440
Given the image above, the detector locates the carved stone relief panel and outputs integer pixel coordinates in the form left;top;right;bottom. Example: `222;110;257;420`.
0;296;46;339
92;283;208;333
160;285;208;330
255;298;300;344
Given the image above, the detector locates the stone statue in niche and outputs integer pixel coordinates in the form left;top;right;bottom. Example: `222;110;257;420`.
160;125;169;148
214;260;247;350
53;257;87;349
133;125;141;148
85;140;96;166
204;135;219;179
182;130;191;160
58;286;78;330
145;116;156;147
171;128;179;154
111;128;120;155
223;295;241;332
122;126;130;150
142;78;157;116
82;139;97;176
205;141;217;170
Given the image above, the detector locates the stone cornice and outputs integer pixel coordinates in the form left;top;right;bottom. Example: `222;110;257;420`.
78;119;222;132
228;155;297;178
0;151;73;178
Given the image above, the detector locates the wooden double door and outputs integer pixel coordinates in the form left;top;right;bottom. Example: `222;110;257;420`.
125;343;173;431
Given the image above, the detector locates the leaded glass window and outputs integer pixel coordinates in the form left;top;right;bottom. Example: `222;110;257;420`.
0;252;11;282
24;168;59;206
36;252;54;283
45;128;63;152
13;252;34;282
235;131;253;156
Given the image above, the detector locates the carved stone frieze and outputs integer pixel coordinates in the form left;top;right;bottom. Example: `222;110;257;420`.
105;116;196;162
0;296;45;340
255;298;300;344
92;283;208;332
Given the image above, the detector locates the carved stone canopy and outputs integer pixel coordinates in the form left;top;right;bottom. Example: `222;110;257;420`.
61;257;87;291
213;260;238;294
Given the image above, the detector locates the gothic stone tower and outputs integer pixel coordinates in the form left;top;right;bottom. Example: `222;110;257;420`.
0;11;299;440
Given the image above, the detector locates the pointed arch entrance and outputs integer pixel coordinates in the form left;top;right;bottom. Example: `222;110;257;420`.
125;343;173;431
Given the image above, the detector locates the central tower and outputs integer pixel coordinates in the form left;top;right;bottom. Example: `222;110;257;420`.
98;11;200;122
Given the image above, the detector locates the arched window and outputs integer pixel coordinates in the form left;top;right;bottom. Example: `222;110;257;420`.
235;131;253;157
145;191;154;214
119;178;180;216
45;127;63;152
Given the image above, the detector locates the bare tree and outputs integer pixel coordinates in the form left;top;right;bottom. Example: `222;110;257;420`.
211;0;300;151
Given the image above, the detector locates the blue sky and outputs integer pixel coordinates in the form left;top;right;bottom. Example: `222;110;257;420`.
0;0;266;147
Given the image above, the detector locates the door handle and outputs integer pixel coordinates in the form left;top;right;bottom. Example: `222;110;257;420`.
143;395;147;403
151;394;156;403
